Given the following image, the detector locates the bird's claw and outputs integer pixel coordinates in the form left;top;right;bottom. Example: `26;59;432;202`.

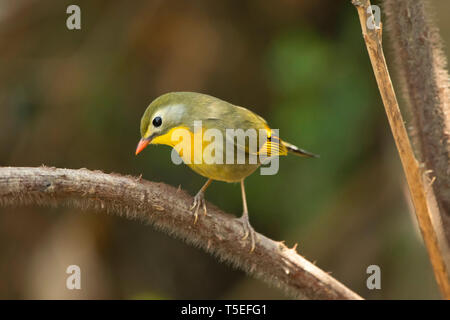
190;191;207;224
237;215;256;252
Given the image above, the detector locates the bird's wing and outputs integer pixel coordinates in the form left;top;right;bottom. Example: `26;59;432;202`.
202;112;288;157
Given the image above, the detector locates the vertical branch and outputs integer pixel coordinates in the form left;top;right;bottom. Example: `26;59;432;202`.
351;0;450;298
383;0;450;263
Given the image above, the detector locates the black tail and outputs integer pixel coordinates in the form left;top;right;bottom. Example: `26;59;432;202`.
282;141;319;158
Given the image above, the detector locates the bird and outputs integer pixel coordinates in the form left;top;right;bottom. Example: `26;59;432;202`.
135;92;318;251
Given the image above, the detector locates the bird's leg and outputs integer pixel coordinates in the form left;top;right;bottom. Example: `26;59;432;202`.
190;179;212;224
237;179;256;252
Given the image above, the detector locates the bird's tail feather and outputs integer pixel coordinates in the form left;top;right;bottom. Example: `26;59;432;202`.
282;141;319;158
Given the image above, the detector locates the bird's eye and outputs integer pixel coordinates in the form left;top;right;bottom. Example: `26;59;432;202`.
152;116;162;127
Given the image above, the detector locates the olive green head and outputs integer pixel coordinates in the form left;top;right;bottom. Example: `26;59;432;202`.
139;91;221;139
140;92;185;139
136;92;218;154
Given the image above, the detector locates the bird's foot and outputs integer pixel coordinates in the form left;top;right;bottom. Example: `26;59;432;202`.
237;214;256;252
190;191;207;224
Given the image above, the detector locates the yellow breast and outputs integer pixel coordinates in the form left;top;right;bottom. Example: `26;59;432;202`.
150;126;207;165
150;125;260;182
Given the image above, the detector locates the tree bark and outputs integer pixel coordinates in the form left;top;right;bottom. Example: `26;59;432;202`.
383;0;450;267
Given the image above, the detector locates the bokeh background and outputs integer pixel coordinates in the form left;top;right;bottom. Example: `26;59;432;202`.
0;0;448;299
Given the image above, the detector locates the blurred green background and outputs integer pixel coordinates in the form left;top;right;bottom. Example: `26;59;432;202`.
0;0;448;299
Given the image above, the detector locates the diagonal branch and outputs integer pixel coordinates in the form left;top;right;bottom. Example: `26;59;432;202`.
351;0;450;298
0;166;362;300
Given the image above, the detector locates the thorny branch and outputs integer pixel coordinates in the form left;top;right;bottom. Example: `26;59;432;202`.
0;166;362;300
